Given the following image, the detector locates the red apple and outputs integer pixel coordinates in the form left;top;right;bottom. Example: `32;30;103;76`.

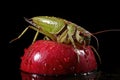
20;40;78;75
20;40;97;75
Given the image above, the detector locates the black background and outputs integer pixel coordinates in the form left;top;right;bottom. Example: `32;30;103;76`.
1;2;120;80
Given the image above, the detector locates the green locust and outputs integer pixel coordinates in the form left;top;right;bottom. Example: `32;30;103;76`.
10;16;98;49
10;16;100;62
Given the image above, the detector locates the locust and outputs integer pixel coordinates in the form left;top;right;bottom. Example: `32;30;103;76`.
9;16;101;62
10;16;98;48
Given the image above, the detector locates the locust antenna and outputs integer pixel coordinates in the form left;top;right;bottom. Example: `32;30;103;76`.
90;46;102;64
90;29;120;50
89;32;99;50
9;17;32;44
92;29;120;35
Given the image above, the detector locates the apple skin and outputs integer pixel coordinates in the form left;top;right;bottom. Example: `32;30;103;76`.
75;46;97;74
20;40;78;75
20;40;97;76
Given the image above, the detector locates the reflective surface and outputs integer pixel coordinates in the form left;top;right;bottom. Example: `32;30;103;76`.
20;70;120;80
21;70;100;80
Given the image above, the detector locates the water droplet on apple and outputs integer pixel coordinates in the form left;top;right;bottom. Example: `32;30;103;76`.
58;65;63;69
33;52;41;61
44;63;47;67
53;68;56;71
70;66;75;71
64;57;70;62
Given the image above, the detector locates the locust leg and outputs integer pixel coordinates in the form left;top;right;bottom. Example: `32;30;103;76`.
9;27;29;43
32;31;39;44
57;30;68;43
90;46;101;64
10;26;56;44
67;24;82;62
68;30;81;62
28;26;56;42
67;24;76;48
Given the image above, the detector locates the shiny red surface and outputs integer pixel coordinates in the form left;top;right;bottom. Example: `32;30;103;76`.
20;40;97;75
75;46;97;73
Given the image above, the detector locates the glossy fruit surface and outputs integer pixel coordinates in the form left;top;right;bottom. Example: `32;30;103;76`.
20;40;97;75
20;40;78;75
75;46;97;74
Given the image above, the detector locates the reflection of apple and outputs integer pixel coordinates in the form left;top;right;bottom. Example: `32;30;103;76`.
21;71;70;80
21;71;101;80
20;40;97;76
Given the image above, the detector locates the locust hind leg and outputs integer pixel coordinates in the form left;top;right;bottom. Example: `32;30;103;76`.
9;27;29;43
